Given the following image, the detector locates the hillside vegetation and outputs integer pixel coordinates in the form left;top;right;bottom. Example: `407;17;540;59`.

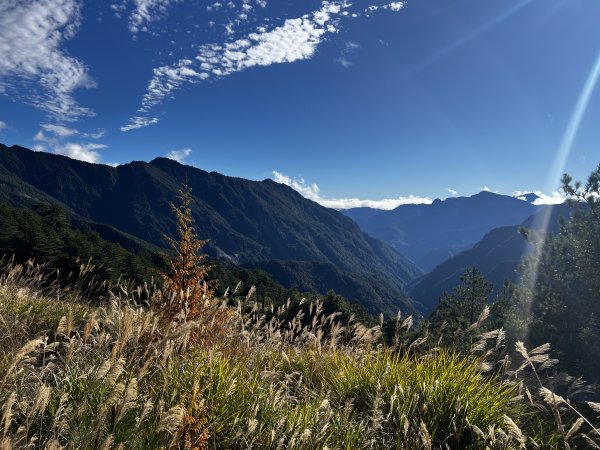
0;143;420;316
408;203;572;315
418;165;600;385
0;200;372;323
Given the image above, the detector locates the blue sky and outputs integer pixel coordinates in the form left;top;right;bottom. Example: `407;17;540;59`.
0;0;599;208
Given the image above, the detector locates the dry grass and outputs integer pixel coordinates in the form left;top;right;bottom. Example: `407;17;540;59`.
0;261;598;449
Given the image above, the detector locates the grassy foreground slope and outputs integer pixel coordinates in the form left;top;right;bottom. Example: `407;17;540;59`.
1;261;592;449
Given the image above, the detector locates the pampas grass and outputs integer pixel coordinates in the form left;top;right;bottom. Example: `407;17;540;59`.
0;260;597;449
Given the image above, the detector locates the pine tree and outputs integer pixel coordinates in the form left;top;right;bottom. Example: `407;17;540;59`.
159;184;214;322
429;267;494;350
523;164;600;382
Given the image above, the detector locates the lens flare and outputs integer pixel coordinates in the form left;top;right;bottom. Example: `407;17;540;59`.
524;47;600;330
547;50;600;194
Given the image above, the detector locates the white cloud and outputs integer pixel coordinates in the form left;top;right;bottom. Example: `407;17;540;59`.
41;123;78;137
33;124;106;163
513;190;566;205
82;128;106;139
128;0;181;34
166;148;192;163
344;41;360;51
0;120;6;131
365;2;404;13
336;41;360;68
446;188;458;196
386;2;404;12
0;0;94;121
33;130;47;141
110;3;127;18
54;142;105;163
36;123;105;140
272;171;321;200
125;1;349;128
272;171;432;210
120;116;160;132
336;57;353;68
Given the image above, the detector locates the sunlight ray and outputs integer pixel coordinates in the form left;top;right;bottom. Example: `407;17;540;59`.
411;0;537;73
547;48;600;194
524;46;600;327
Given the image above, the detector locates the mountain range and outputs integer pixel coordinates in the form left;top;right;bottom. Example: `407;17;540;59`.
406;203;571;314
344;191;543;272
0;143;422;316
0;143;571;318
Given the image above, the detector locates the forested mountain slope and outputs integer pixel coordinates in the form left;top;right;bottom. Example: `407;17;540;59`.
0;144;422;315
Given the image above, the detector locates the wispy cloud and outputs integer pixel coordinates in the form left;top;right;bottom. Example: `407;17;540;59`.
125;0;263;36
446;188;458;196
335;57;353;68
0;121;6;131
0;0;94;122
54;142;105;163
335;41;360;68
366;2;405;13
272;171;432;210
41;123;78;137
128;0;182;34
121;116;160;132
166;148;192;163
82;129;106;139
125;1;350;129
39;123;105;139
33;125;105;163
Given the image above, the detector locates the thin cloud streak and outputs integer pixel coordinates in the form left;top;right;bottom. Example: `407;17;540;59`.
121;116;160;132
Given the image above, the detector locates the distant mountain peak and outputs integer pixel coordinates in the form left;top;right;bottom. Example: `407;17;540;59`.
474;190;501;197
515;192;541;204
345;189;541;272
